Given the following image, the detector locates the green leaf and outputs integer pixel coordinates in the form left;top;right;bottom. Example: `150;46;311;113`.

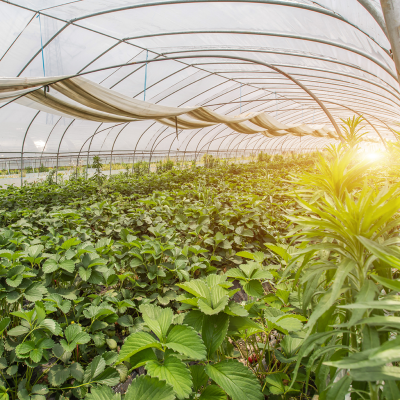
199;385;227;399
139;304;173;341
124;375;175;400
202;314;229;359
92;367;120;386
357;236;400;269
205;360;263;400
146;354;192;399
305;259;354;332
117;332;161;364
79;267;91;281
383;381;400;400
225;301;248;317
242;281;264;298
371;274;400;292
340;299;400;311
235;251;255;260
16;341;35;355
59;259;76;273
0;318;11;335
325;374;352;400
225;268;247;280
84;355;106;382
31;384;48;395
48;365;70;386
183;311;203;332
227;316;263;336
70;362;84;381
190;365;209;392
24;282;47;302
177;280;210;298
264;372;285;395
275;317;303;333
350;366;400;381
7;325;29;337
30;348;43;363
0;386;8;400
129;348;158;370
85;386;121;400
166;325;206;360
198;288;229;316
42;259;59;274
264;244;291;263
39;319;62;335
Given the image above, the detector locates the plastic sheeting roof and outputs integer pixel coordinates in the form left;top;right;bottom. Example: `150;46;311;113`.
0;0;398;159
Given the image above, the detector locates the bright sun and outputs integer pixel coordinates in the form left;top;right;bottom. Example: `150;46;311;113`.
363;151;382;161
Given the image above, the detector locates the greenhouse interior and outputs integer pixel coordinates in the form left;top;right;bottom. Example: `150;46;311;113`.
1;0;400;399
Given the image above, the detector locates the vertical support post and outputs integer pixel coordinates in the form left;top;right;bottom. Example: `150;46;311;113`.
381;0;400;82
21;112;40;187
37;13;46;77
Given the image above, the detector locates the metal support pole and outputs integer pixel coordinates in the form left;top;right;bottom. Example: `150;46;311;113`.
357;0;389;37
381;0;400;81
21;111;40;186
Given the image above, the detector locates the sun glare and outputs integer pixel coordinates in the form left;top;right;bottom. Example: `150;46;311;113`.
363;151;382;161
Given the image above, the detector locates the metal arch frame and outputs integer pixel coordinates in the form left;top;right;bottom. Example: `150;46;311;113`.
13;45;398;158
232;74;400;109
64;0;391;55
55;120;75;183
266;136;282;154
212;76;400;117
133;51;332;168
125;30;395;79
85;123;103;176
254;81;400;113
246;95;399;140
229;133;258;160
240;134;270;158
258;93;400;121
216;95;399;124
20;111;40;186
314;100;389;148
109;123;130;175
7;36;399;164
39;116;63;167
196;61;400;100
282;137;298;153
75;123;125;172
6;0;397;105
226;134;247;161
161;48;398;89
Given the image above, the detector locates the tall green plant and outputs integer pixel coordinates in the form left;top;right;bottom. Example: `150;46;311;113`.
282;146;400;399
340;115;367;150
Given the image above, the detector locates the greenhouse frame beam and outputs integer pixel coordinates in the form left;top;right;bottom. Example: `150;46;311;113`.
126;30;395;78
232;75;400;108
198;61;400;98
357;0;389;37
44;53;346;167
78;54;345;140
65;0;390;54
230;79;400;111
381;0;400;82
162;47;398;84
20;111;40;186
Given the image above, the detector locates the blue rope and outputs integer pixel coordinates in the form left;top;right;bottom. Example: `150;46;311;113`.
37;13;45;76
144;50;148;101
